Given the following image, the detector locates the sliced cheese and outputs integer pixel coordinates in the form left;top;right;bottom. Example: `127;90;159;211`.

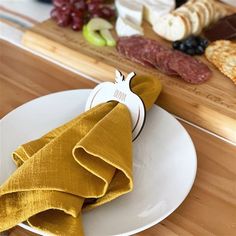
153;13;187;41
115;0;143;26
115;17;144;37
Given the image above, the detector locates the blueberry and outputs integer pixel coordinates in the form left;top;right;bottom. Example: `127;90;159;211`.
179;43;187;51
176;0;187;7
186;48;195;55
172;40;182;49
195;36;202;43
184;35;198;48
200;38;209;48
195;45;205;55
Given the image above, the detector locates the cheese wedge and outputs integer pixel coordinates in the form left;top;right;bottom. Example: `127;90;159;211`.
153;13;187;41
139;0;175;26
144;0;176;10
157;0;176;9
115;16;144;37
115;0;143;26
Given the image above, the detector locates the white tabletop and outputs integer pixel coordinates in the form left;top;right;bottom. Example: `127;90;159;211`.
0;0;52;44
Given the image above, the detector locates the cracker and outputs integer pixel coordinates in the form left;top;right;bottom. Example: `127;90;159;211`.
178;5;202;35
203;0;216;24
205;40;236;84
222;56;236;84
173;11;192;36
195;1;211;27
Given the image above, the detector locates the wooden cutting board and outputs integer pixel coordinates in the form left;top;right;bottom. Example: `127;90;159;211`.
22;17;236;144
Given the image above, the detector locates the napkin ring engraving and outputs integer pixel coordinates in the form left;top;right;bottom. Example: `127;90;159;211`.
85;70;146;141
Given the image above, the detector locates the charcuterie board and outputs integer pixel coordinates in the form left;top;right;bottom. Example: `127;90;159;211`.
22;13;236;143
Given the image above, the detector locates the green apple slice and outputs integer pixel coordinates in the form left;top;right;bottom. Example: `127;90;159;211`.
87;17;113;32
82;25;106;46
100;29;116;47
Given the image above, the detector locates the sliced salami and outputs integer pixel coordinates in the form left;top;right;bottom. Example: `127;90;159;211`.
155;50;179;76
169;50;212;83
117;37;154;67
142;41;168;67
142;43;162;67
117;36;211;84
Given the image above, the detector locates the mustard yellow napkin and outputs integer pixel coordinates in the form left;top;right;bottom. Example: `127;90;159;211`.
0;75;162;235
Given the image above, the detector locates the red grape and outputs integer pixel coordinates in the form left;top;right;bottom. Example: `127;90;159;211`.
87;2;100;13
73;0;87;11
57;12;71;27
89;0;104;3
61;3;73;15
51;0;114;31
71;17;84;31
71;9;84;18
53;0;67;8
90;9;103;18
50;7;60;20
99;6;114;20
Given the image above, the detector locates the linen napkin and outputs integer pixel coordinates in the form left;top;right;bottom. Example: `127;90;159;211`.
0;75;162;235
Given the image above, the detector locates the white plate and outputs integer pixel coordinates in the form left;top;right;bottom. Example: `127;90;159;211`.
0;89;197;236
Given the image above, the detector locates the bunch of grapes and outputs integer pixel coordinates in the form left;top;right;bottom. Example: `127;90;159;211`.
51;0;115;31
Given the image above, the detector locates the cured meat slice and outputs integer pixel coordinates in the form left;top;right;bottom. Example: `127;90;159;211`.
117;36;178;75
142;43;163;66
117;36;211;84
117;37;153;67
155;50;179;75
169;50;212;83
142;40;168;67
118;36;168;68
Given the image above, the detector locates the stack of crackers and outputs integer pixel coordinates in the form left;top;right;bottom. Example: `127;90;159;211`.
154;0;231;41
205;40;236;84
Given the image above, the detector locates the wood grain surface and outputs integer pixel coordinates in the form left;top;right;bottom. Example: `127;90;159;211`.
0;39;96;117
22;18;236;144
1;40;236;236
